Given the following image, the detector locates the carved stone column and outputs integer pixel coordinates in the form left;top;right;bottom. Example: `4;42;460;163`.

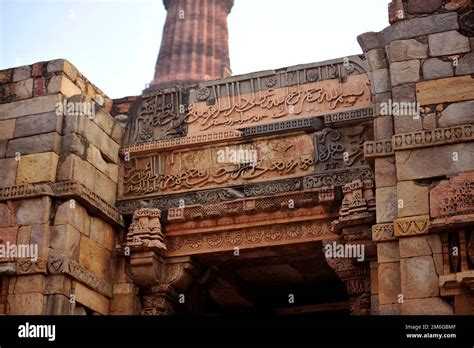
325;179;376;315
124;208;199;315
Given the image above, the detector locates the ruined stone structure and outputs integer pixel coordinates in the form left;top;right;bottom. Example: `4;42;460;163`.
0;0;472;315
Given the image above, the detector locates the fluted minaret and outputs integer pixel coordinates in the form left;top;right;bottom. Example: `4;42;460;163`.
150;0;233;88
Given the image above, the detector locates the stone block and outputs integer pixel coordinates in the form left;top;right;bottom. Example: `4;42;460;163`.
7;293;46;314
416;75;474;105
54;200;90;235
438;100;474;128
0;227;18;248
455;52;474;76
377;242;400;263
31;224;50;259
6;132;61;157
400;256;439;299
16;152;58;184
399;236;435;258
387;40;428;63
366;49;387;70
396;143;474;181
397;181;429;217
392;84;416;103
444;0;470;11
60;133;86;158
381;13;459;42
422;58;454;80
45;294;72;315
86;144;119;182
0;119;15;140
357;32;383;51
407;0;442;14
393;114;422;134
0;140;7;158
0;158;17;186
374;116;394;139
14;275;46;294
376;186;398;223
402;297;453;315
375;157;397;188
49;224;81;260
429;30;470;57
390;60;420;87
0;203;12;227
374;92;391;116
90;218;115;251
372;69;391;93
15;197;51;225
11;78;33;100
13;112;62;138
74;281;110;315
47;74;81;98
47;59;79;82
0;69;13;84
57;154;95;191
0;94;62;121
63;114;119;164
45;274;72;296
17;225;31;245
12;66;32;82
95;170;117;205
79;235;110;279
378;262;401;305
422;113;437;130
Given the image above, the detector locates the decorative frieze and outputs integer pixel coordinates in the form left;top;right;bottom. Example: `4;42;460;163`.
167;187;334;222
16;258;47;275
303;165;374;189
47;255;113;298
324;108;374;125
166;220;336;257
364;140;394;158
120;130;243;156
430;172;474;219
393;125;473;151
241;117;324;137
372;223;396;242
0;183;53;200
243;178;301;197
394;215;430;237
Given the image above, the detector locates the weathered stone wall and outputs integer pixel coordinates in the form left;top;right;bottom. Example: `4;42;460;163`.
360;0;473;315
0;60;140;315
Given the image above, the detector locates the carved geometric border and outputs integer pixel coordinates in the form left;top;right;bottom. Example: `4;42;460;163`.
394;215;430;237
372;223;396;242
120;129;243;155
393;125;473;151
167;187;335;222
364;140;394;159
166;219;339;257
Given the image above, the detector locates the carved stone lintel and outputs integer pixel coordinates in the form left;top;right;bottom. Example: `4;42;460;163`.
372;223;396;242
17;258;47;275
394;215;430;237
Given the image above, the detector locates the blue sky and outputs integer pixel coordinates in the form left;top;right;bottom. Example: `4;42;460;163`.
1;0;389;98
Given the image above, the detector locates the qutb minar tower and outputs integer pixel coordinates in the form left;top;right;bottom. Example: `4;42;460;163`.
150;0;234;88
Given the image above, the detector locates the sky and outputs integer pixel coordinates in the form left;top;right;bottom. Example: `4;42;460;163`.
1;0;389;99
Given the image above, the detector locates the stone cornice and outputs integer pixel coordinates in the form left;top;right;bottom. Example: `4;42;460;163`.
0;181;124;227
